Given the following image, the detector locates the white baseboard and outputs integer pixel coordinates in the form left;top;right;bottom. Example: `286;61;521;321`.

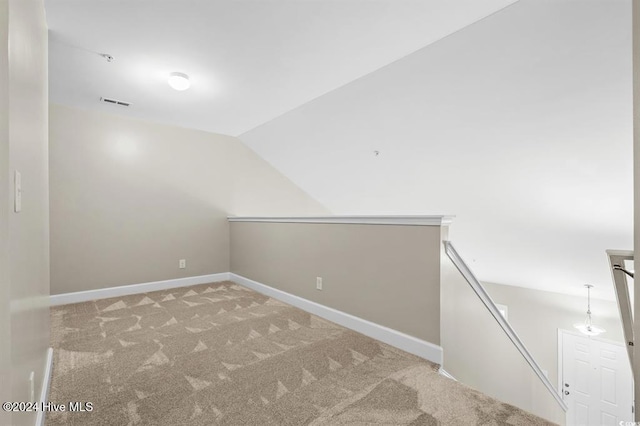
50;273;231;306
230;273;443;365
35;347;53;426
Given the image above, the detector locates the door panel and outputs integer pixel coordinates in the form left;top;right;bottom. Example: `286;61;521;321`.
575;359;590;395
563;331;632;426
601;412;617;426
600;367;616;404
575;402;589;425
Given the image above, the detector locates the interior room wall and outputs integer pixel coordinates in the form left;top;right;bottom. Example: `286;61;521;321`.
4;1;50;425
482;281;623;388
49;104;328;295
0;1;10;424
230;221;442;344
440;254;567;424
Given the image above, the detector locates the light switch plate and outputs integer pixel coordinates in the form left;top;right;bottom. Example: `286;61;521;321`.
14;171;21;213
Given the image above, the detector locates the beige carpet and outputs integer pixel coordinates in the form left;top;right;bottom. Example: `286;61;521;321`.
49;281;554;425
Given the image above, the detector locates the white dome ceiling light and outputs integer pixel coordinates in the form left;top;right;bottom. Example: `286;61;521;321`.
168;72;190;91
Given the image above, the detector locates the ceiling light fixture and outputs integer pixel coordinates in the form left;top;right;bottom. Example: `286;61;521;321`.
574;284;605;336
168;72;190;91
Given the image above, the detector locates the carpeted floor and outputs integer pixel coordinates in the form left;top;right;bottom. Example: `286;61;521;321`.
49;281;554;425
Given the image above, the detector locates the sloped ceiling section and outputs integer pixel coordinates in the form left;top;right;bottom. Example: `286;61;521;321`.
240;0;633;300
46;0;517;136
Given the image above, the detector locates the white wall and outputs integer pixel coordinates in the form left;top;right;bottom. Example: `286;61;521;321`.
49;104;328;294
239;0;632;301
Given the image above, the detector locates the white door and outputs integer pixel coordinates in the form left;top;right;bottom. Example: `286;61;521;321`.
562;331;633;426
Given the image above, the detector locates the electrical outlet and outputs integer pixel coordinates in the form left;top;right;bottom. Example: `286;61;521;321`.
179;259;186;269
316;277;323;290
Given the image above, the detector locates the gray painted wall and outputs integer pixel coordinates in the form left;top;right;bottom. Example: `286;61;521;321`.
230;221;442;344
49;104;328;294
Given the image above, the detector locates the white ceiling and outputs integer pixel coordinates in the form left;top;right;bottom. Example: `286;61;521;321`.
46;0;516;136
46;0;633;301
240;0;633;301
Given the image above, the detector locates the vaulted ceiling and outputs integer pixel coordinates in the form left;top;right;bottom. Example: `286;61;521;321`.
46;0;516;136
46;0;632;300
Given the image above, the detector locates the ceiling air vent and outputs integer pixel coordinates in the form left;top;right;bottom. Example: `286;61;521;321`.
100;97;131;107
